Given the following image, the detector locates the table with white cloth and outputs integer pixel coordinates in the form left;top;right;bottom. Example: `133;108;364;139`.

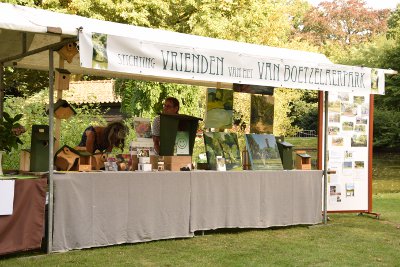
52;170;322;252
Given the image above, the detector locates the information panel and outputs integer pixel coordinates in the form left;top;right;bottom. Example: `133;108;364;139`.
326;92;370;211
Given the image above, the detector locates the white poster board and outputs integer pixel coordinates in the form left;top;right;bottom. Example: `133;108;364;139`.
0;180;15;215
326;92;370;211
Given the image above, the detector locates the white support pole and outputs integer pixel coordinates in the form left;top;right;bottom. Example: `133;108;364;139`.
323;91;329;224
47;49;55;253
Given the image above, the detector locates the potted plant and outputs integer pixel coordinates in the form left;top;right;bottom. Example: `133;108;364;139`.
0;112;24;175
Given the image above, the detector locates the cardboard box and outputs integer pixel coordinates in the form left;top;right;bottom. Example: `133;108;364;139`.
131;155;158;171
138;163;152;172
163;156;192;171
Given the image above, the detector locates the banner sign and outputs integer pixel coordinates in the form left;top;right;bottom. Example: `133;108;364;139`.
79;32;383;94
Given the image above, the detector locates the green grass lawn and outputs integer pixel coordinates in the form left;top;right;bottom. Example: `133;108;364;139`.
1;193;399;266
285;137;318;149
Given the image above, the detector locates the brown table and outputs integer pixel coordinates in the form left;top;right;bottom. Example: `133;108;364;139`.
0;178;47;255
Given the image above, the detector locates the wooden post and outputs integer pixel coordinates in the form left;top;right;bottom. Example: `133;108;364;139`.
54;55;64;151
0;63;4;118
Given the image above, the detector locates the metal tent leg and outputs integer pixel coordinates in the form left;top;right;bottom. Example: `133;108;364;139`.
47;49;55;254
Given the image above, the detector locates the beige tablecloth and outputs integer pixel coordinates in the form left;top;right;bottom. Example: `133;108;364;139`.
190;170;322;231
53;172;192;252
52;170;322;252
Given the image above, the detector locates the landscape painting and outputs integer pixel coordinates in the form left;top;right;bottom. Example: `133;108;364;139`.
92;33;108;69
204;132;242;170
205;88;233;129
250;95;274;134
133;117;152;140
245;134;283;170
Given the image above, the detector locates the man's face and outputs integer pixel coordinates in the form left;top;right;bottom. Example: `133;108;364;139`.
162;100;178;114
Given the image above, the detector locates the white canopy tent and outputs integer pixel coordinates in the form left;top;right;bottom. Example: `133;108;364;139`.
0;2;388;253
0;3;333;73
0;2;377;92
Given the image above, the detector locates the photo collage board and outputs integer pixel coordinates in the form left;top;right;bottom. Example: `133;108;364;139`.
326;92;370;211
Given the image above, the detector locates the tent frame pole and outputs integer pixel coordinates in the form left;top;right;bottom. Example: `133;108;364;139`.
47;49;55;254
323;91;329;224
0;37;77;64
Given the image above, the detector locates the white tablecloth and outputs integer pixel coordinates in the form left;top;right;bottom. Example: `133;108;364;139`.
52;170;322;252
53;172;192;252
190;170;322;231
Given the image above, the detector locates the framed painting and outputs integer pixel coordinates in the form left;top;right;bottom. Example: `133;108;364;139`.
203;132;241;170
250;95;274;134
133;117;152;141
205;88;233;129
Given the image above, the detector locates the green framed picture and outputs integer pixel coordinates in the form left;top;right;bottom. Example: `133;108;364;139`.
204;132;241;170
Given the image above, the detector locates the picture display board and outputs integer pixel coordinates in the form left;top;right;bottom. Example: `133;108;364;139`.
250;95;274;134
133;117;152;140
159;114;201;156
245;134;283;170
203;132;242;171
205;88;233;129
326;92;370;211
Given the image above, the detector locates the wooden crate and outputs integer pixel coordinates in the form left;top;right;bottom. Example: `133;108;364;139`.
78;155;93;172
163;156;192;171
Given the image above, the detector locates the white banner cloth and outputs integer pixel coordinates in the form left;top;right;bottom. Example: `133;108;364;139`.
79;31;382;94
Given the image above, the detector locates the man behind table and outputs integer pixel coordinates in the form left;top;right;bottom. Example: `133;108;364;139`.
152;97;179;154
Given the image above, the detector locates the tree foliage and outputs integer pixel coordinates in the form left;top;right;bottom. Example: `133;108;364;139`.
2;67;49;97
298;0;390;46
273;88;303;136
114;80;201;119
387;4;400;38
373;109;400;150
2;0;400;150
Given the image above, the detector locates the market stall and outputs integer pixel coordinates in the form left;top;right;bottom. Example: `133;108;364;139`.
0;3;391;254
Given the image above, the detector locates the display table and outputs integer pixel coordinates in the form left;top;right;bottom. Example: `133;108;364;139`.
52;170;322;252
190;170;322;231
0;177;47;255
52;172;192;252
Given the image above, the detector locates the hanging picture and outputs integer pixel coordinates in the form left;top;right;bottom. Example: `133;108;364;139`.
245;134;283;170
203;132;241;170
133;117;152;140
232;84;274;95
92;33;108;69
250;95;274;134
205;88;233;129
